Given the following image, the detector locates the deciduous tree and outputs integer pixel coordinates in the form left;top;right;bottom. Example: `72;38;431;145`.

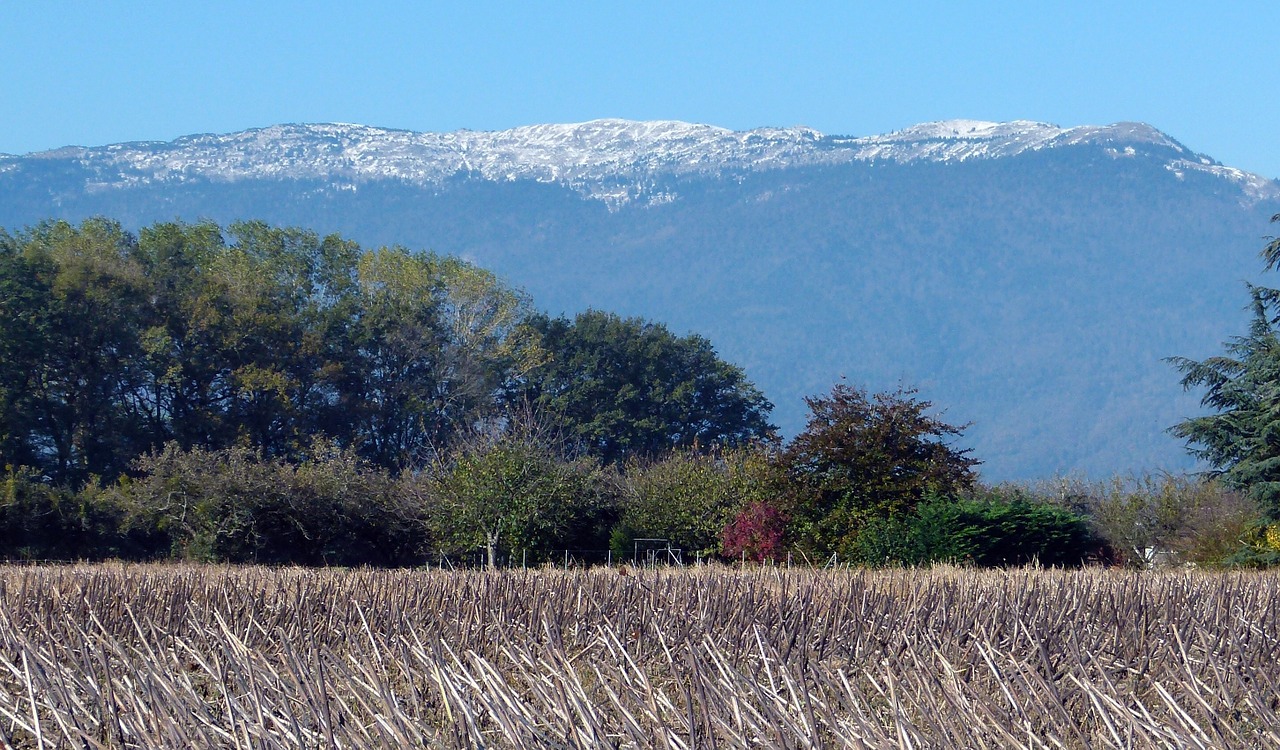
521;310;775;464
784;382;977;559
427;420;601;567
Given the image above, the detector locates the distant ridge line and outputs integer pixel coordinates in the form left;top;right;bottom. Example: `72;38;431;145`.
4;118;1275;205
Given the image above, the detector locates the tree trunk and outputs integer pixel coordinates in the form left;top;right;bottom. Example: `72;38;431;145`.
485;530;499;569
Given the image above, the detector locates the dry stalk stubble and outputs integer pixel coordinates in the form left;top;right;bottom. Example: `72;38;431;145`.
0;563;1276;748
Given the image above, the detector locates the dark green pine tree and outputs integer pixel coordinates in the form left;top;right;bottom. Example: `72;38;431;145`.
1170;214;1280;520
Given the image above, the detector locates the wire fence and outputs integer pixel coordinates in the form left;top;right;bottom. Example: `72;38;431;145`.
429;547;681;571
375;545;823;571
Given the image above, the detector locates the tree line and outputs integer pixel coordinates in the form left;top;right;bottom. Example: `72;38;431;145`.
0;218;775;481
2;217;1278;568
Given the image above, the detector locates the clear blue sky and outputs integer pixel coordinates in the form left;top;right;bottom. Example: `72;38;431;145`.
3;2;1277;178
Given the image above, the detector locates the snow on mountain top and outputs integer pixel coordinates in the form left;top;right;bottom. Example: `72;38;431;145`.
844;119;1190;161
3;118;1274;204
866;119;1175;146
873;119;1059;141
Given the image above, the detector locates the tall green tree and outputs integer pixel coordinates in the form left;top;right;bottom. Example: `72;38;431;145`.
521;310;775;464
433;256;546;428
0;236;52;470
1170;214;1280;520
209;221;342;459
346;248;542;468
132;220;237;451
346;247;451;468
7;219;155;483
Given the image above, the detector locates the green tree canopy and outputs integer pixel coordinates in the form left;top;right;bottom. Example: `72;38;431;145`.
423;421;603;567
520;310;775;464
0;218;545;482
1;218;153;483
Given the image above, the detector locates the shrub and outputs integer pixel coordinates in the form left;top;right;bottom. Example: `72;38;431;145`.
0;467;130;561
420;428;609;567
849;493;1096;567
1025;474;1261;567
721;500;789;562
615;445;781;559
112;441;428;566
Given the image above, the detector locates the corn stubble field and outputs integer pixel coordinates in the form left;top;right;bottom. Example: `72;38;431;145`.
0;565;1277;749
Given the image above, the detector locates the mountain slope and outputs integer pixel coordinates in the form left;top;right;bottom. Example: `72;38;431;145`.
2;119;1277;479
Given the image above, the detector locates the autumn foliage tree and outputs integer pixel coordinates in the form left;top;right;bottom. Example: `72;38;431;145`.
784;383;978;559
720;500;788;563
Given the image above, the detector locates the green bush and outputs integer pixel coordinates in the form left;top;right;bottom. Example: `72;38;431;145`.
616;450;741;557
850;494;1097;567
615;446;781;559
112;441;429;566
418;428;611;567
0;467;133;560
1222;545;1280;568
1216;520;1280;568
1019;475;1264;567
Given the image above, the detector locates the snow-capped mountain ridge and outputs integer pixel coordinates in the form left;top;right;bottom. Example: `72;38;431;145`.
842;119;1187;158
7;118;1276;203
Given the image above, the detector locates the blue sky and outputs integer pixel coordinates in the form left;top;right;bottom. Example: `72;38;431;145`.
3;2;1277;178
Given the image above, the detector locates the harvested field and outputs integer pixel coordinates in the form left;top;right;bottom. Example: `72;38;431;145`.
0;564;1277;748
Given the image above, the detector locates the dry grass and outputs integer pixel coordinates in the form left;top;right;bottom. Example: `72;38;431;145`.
0;563;1277;748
